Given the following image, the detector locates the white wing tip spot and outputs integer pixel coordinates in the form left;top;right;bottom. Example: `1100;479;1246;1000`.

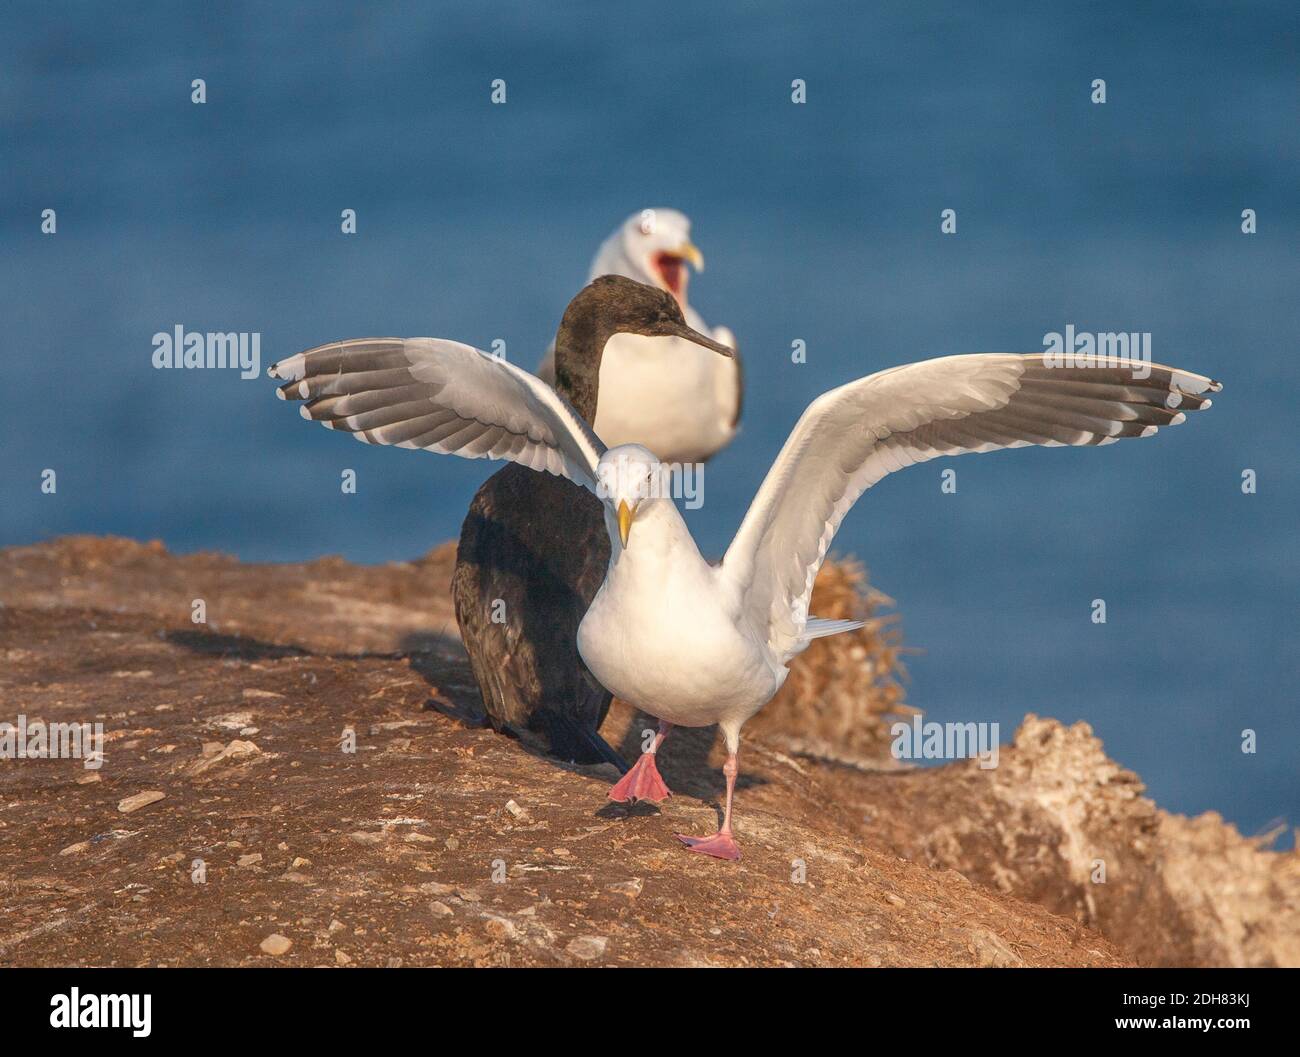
1140;424;1159;438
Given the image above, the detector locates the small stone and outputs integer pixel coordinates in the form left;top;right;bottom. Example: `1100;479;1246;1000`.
504;799;531;822
456;888;482;903
349;831;384;845
59;840;91;856
566;935;608;961
237;853;263;867
291;856;311;868
552;847;572;858
444;836;459;851
76;773;101;785
483;915;517;940
421;881;456;896
118;790;166;814
208;711;255;731
260;933;292;956
884;892;906;908
404;832;438;845
607;878;642;900
242;689;284;700
429;901;453;916
335;949;351;965
328;919;345;934
966;928;1023;968
186;739;261;777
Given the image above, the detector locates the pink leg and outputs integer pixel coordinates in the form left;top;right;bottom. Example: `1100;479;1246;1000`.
676;751;741;861
607;721;672;804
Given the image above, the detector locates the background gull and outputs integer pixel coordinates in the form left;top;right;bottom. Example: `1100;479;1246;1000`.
538;209;742;462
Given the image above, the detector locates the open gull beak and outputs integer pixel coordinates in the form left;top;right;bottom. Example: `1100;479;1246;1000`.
676;241;704;272
651;242;705;307
617;500;634;547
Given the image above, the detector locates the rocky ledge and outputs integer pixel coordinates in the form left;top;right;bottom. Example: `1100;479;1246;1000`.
0;537;1294;967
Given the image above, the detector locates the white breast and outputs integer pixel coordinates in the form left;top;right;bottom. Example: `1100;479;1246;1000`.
576;504;781;730
591;334;738;463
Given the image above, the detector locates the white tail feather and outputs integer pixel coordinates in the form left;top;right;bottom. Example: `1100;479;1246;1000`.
802;617;867;642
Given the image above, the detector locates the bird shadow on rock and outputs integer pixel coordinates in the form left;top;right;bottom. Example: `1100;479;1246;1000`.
595;800;664;821
165;629;312;661
166;627;486;727
400;633;631;792
400;637;492;729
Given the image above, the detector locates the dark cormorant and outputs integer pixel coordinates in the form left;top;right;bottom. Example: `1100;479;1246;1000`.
452;276;733;768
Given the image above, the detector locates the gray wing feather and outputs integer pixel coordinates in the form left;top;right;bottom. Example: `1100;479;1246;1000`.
722;353;1221;663
270;338;606;491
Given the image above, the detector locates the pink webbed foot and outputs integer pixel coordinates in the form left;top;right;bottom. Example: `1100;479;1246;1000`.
607;753;671;804
676;831;741;861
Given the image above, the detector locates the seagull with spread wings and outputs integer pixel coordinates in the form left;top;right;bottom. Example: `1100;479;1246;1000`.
271;339;1219;862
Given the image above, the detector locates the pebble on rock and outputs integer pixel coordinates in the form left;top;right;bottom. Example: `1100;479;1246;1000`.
118;790;166;814
566;935;608;961
260;933;292;956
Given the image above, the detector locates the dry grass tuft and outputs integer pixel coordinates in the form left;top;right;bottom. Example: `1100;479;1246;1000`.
746;555;916;764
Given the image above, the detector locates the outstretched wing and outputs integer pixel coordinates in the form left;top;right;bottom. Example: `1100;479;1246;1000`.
269;338;606;491
722;353;1221;663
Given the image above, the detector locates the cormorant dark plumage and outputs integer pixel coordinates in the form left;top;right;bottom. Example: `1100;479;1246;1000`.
451;276;734;768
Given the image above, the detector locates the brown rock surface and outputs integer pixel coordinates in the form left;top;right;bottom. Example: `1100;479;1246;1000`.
0;536;1293;967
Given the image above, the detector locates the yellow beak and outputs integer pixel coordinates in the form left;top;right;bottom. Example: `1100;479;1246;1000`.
677;241;705;272
617;500;634;547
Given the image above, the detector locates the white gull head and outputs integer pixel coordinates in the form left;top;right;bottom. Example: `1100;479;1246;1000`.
592;208;703;310
595;444;674;548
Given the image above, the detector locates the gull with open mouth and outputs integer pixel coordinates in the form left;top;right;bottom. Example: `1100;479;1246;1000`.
271;340;1219;862
538;208;742;462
